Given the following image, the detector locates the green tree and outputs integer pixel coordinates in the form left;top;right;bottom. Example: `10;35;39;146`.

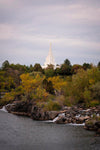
90;82;100;101
60;59;72;75
43;78;54;94
2;60;10;70
60;64;71;75
44;68;55;77
71;64;82;74
33;63;43;72
97;61;100;70
83;63;91;70
64;59;71;66
55;68;61;75
29;64;34;72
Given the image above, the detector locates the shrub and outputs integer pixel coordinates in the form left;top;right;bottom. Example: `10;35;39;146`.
83;88;92;107
90;82;100;101
0;92;15;106
44;100;61;111
64;96;75;106
89;100;100;107
55;95;65;107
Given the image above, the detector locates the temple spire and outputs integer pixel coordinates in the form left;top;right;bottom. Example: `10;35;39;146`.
43;43;56;68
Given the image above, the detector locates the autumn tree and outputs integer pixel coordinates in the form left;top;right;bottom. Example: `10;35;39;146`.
48;76;66;95
20;73;48;101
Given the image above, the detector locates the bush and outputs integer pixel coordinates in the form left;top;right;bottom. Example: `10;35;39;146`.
44;100;61;111
89;100;100;107
83;88;92;107
64;96;75;106
90;82;100;101
0;92;15;106
55;95;65;107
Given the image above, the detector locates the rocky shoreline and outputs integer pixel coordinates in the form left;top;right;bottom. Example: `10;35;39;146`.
5;101;100;135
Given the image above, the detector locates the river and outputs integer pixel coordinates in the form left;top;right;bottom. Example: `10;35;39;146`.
0;109;100;150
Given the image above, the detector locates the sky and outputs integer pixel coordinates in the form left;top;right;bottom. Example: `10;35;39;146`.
0;0;100;67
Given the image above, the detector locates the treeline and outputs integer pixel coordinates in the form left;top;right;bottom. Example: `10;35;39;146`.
0;59;100;109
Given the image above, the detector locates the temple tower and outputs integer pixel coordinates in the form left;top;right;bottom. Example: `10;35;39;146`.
43;43;56;68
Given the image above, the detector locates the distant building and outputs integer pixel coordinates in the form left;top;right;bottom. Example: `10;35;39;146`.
42;43;56;69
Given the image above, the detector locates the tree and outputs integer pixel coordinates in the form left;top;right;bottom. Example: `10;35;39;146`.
46;64;54;69
20;73;48;101
2;60;10;70
64;59;71;66
71;69;89;103
48;76;66;95
97;62;100;70
60;59;72;75
83;63;91;70
29;64;34;72
71;64;82;74
33;63;43;72
60;64;71;75
42;79;54;94
44;68;55;77
55;68;61;75
90;82;100;101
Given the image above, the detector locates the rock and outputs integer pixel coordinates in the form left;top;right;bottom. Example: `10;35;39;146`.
95;121;100;128
31;105;59;120
85;117;100;135
97;128;100;135
5;103;16;112
76;116;90;124
85;119;97;130
11;111;31;116
5;101;59;121
47;111;59;120
5;101;100;128
6;101;32;115
55;116;66;124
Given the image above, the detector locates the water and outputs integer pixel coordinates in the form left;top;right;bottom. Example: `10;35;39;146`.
0;110;100;150
0;106;8;113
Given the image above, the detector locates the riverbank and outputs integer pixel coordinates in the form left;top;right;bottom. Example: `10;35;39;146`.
4;101;100;135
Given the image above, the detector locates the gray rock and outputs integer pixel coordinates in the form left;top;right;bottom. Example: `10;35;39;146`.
55;116;66;124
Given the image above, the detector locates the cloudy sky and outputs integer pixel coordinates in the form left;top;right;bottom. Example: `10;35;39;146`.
0;0;100;66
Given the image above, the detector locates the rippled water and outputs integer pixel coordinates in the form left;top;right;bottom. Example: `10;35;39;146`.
0;110;100;150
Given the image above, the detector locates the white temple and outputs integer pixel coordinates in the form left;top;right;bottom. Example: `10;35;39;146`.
42;43;56;69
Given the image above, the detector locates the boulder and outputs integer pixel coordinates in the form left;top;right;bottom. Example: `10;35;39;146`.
85;117;100;135
47;111;59;120
76;116;90;124
85;119;97;130
55;116;66;124
95;121;100;128
97;128;100;135
31;106;59;120
6;101;32;116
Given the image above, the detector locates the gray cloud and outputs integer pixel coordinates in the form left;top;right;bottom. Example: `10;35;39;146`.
0;0;100;66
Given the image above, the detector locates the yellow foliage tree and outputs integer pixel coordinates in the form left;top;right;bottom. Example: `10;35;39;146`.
20;73;48;101
48;76;67;94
